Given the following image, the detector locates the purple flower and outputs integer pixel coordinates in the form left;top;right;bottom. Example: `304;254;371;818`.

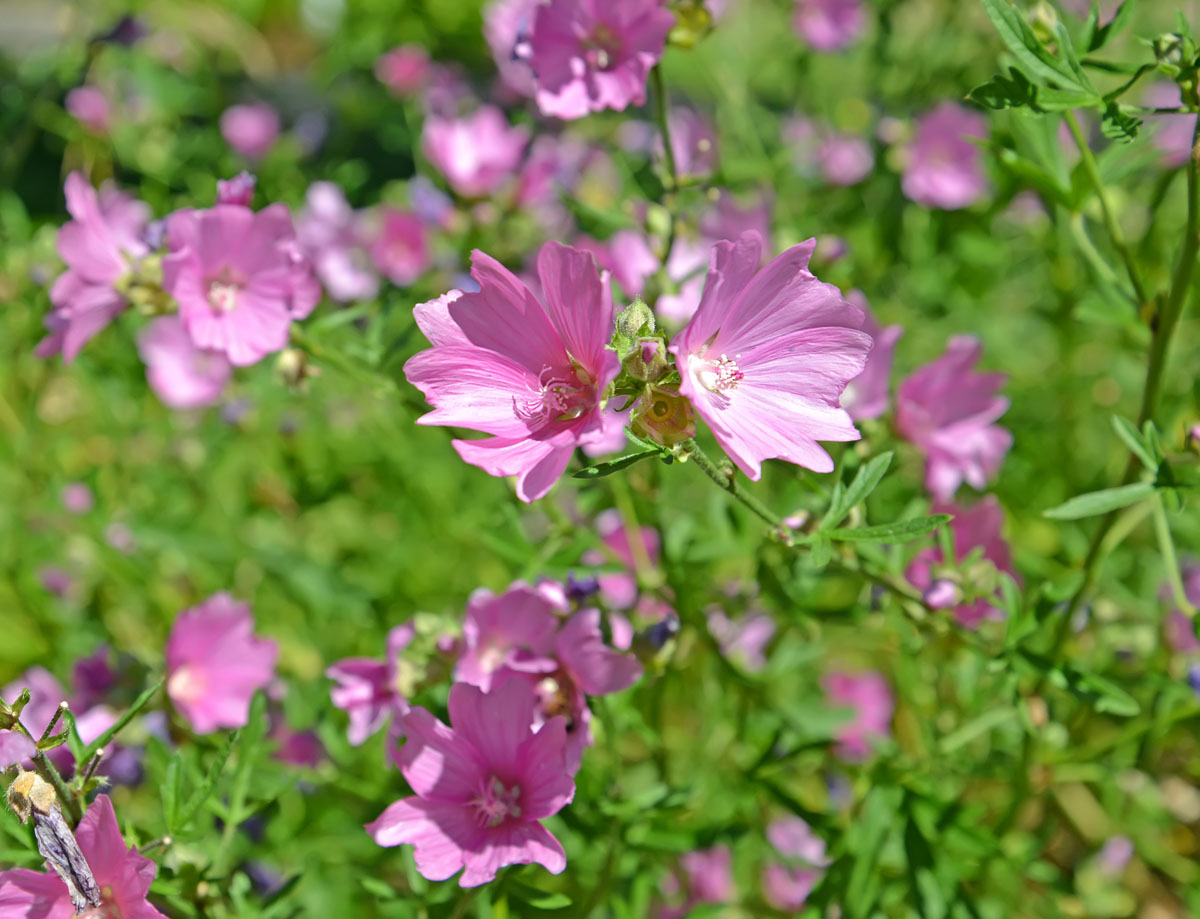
216;172;257;207
816;132;874;185
0;668;66;767
902;102;990;210
661;845;734;916
669;231;872;478
455;583;564;691
0;733;36;770
366;679;575;887
658;107;718;179
60;482;94;514
376;44;431;96
582;508;661;609
793;0;865;50
767;816;830;865
137;316;232;410
37;173;149;362
404;242;619;502
66;86;111;134
326;625;416;745
906;496;1018;628
822;670;893;760
0;795;167;918
422;106;528;198
576;229;660;299
707;607;776;671
763;864;822;911
295;182;380;303
529;0;675;120
484;0;540;98
370;209;430;286
220;103;281;159
163;203;320;366
166;592;278;734
895;335;1011;500
841;290;902;421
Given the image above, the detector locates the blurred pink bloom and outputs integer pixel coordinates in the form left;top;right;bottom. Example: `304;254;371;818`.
272;722;326;768
661;844;734;916
895;335;1011;499
670;231;871;478
0;795;166;918
1144;82;1196;169
763;864;822;911
817;132;874;185
906;496;1017;628
0;733;36;769
455;583;563;691
707;608;776;671
422;106;528;198
485;0;540;98
327;625;415;745
216;171;257;207
1096;835;1134;877
137;316;232;410
822;670;893;760
0;668;65;767
38;173;149;362
370;209;430;286
366;679;575;887
38;566;74;598
902;102;990;210
376;44;431;96
576;230;659;298
579;401;632;458
529;0;674;120
163;203;320;366
166;592;278;734
659;107;718;179
296;181;380;303
583;508;660;609
793;0;865;50
66;86;111;133
841;290;902;421
404;242;619;501
767;815;830;864
1166;610;1200;654
60;482;94;514
220;103;281;159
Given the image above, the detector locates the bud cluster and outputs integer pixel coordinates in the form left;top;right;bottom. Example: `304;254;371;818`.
608;299;696;448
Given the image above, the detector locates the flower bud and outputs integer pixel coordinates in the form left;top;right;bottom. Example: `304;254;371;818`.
629;385;696;446
624;336;670;382
1186;424;1200;454
276;348;319;388
614;298;656;343
1029;2;1058;45
922;579;961;610
216;171;257;207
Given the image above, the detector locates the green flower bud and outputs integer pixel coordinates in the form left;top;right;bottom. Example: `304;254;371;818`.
623;336;670;382
629;385;695;446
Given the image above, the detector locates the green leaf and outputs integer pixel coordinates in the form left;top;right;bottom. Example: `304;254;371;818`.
1100;101;1141;141
572;449;664;479
938;707;1019;753
809;534;832;568
1087;0;1136;52
175;728;241;831
820;452;893;531
1053;20;1095;92
1043;481;1154;519
1111;415;1156;470
980;0;1084;90
1053;665;1141;716
82;677;164;761
970;68;1039;110
826;514;951;544
360;877;399;900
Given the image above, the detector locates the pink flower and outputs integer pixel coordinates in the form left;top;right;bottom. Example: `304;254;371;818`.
166;592;278;734
404;242;619;502
579;401;632;458
659;108;718;179
763;864;822;911
163;203;320;366
0;795;166;918
366;679;575;887
0;668;65;767
61;482;94;514
327;624;415;745
529;0;675;120
455;583;564;691
895;335;1011;500
767;816;830;865
422;106;528;198
370;209;430;286
220;103;281;159
66;86;111;133
822;670;893;760
902;102;990;210
906;496;1017;628
0;732;36;770
841;290;902;421
484;0;540;98
376;44;431;96
793;0;865;50
37;173;149;362
582;508;660;609
137;316;232;410
707;607;776;671
816;132;874;185
216;172;257;207
576;229;660;299
661;844;734;916
296;181;380;303
1166;610;1200;654
669;231;872;478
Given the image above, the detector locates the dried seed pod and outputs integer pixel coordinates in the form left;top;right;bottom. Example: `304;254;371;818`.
6;770;101;913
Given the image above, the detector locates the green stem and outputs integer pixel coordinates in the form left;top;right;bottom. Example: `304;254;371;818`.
1064;110;1148;308
10;717;83;826
650;64;679;272
684;440;784;529
1153;492;1195;617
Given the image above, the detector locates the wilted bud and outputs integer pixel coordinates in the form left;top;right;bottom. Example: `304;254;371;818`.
629;385;696;446
624;336;670;382
7;770;57;824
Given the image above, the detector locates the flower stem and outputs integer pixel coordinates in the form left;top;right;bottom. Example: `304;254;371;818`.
650;64;679;271
684;440;784;529
1064;110;1148;308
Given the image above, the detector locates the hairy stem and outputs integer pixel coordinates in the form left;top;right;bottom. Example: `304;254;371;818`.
684;440;784;529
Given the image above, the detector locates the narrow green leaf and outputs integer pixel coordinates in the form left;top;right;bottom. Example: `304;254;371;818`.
1111;415;1155;470
1043;482;1154;519
360;877;399;900
980;0;1082;90
1053;20;1095;92
175;729;241;831
938;707;1018;753
827;514;951;544
82;678;164;761
572;449;663;479
1100;101;1141;141
161;756;183;834
1088;0;1136;52
820;452;893;531
809;534;832;568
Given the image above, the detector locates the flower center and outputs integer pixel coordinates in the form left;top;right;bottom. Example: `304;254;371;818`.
207;281;240;313
582;25;621;70
471;776;523;828
167;665;206;704
696;353;744;393
515;366;593;427
79;885;118;918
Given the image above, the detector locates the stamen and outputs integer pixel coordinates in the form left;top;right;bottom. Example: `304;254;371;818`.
696;353;744;393
207;281;239;313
